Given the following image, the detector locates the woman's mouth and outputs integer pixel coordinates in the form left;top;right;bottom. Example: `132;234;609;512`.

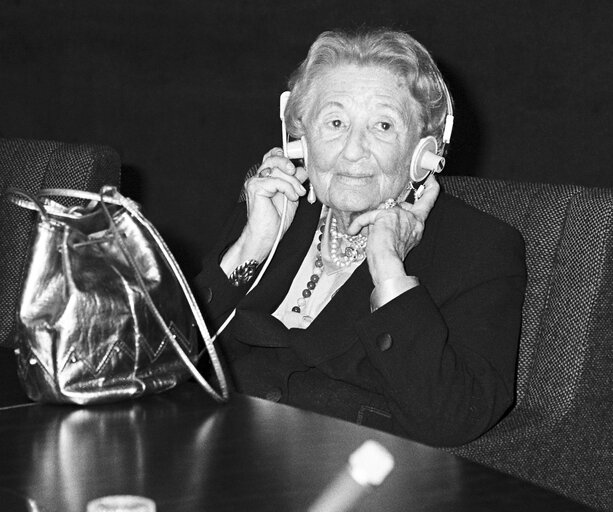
335;173;374;185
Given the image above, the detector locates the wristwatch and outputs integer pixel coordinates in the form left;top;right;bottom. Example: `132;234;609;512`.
228;259;260;287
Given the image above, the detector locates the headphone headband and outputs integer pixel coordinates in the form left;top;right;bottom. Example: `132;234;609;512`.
435;73;454;149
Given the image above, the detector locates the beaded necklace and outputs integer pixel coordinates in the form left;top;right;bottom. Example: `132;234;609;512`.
291;222;325;314
291;214;368;314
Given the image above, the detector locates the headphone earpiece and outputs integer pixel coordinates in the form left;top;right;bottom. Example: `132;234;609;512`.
409;136;446;183
286;136;308;164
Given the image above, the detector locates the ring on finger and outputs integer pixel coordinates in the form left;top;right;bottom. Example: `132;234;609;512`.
383;198;398;209
258;167;272;178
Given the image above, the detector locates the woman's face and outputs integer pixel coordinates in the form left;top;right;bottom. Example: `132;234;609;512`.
303;64;423;215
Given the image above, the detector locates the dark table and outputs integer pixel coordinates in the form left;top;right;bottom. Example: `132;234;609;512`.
0;382;594;512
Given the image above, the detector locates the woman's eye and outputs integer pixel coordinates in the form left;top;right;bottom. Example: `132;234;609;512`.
377;121;392;131
330;119;343;128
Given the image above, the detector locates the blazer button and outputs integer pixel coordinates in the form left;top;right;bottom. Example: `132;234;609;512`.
265;388;282;402
201;286;213;304
375;333;393;351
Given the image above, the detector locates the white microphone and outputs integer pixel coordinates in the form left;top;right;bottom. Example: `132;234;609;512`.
307;440;395;512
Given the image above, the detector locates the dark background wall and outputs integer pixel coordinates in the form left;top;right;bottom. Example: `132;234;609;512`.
1;0;612;275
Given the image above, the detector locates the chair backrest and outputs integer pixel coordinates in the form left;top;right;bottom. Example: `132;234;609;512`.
441;175;613;510
441;175;613;415
0;138;121;348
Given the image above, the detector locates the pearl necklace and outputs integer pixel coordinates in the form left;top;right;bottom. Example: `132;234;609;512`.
329;216;367;268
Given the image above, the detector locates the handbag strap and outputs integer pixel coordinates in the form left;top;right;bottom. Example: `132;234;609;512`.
39;187;127;206
4;187;111;219
102;187;229;403
4;188;51;221
11;186;229;403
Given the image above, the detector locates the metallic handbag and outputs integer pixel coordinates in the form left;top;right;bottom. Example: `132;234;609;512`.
6;186;228;404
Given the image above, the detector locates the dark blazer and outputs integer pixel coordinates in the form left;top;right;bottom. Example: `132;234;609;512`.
195;191;526;447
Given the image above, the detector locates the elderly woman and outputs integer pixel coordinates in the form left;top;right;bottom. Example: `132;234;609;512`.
195;29;526;447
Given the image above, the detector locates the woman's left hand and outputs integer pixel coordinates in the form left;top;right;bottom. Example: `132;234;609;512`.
347;175;440;286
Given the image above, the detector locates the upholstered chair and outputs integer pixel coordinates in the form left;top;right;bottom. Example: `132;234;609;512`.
441;175;613;511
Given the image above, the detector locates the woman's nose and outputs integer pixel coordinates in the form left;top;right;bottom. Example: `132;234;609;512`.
341;127;370;162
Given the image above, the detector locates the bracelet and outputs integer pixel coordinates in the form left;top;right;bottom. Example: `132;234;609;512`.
228;259;259;287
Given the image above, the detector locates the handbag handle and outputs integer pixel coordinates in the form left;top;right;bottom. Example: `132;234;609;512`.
25;186;230;403
4;187;52;221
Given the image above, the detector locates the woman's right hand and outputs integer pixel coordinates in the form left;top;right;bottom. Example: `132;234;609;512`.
220;148;308;276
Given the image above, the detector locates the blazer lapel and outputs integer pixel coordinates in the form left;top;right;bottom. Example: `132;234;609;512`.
240;199;322;311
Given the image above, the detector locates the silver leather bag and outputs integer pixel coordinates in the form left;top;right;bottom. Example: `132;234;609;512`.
7;186;228;404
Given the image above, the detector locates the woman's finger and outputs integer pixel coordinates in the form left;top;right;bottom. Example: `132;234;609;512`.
259;166;306;195
246;169;305;201
261;147;297;177
262;147;285;161
261;157;296;176
294;165;308;183
346;210;381;235
399;177;440;222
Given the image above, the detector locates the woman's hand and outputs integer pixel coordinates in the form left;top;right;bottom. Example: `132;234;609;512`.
347;175;440;286
220;148;308;276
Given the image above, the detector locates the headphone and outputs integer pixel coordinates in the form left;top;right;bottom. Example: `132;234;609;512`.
405;73;454;201
280;73;454;202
